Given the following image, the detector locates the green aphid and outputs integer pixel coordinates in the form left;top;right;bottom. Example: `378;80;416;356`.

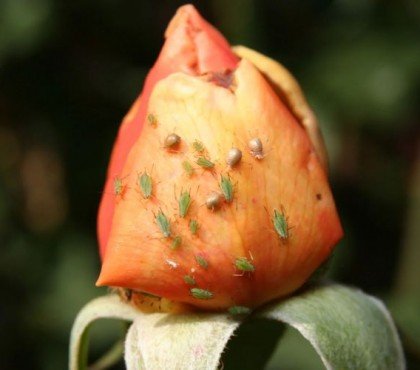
178;191;191;218
189;219;199;235
113;177;123;196
171;235;182;250
235;257;255;272
156;211;171;238
138;172;152;199
190;288;213;300
182;160;194;176
273;208;289;240
228;306;251;315
147;113;157;127
220;175;234;202
196;157;214;169
183;275;196;285
196;255;209;269
192;140;205;153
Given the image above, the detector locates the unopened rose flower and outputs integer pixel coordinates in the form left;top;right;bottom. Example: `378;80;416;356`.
96;5;343;312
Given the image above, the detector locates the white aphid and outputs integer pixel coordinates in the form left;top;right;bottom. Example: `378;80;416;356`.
248;138;264;159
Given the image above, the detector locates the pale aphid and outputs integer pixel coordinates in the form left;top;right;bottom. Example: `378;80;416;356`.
195;255;209;269
192;140;205;153
196;157;214;169
228;306;252;315
178;190;191;218
189;219;199;234
183;275;196;285
190;288;213;300
220;175;234;202
273;208;289;240
206;192;223;210
248;137;264;159
166;259;178;269
171;235;182;250
235;257;255;272
113;176;124;196
156;210;171;238
147;113;158;127
138;172;152;198
164;133;181;148
182;160;194;176
226;147;242;167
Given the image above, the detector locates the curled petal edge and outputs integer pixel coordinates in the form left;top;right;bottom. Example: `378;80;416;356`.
233;45;329;173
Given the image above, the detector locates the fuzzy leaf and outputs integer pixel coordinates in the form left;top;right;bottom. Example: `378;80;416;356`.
70;285;404;370
69;295;138;370
260;284;405;370
124;312;240;370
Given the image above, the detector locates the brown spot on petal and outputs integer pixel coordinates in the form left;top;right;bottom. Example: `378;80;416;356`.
201;70;236;90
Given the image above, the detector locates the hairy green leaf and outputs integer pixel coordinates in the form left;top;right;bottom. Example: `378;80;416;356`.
260;284;405;370
125;312;239;370
70;285;404;370
69;295;138;370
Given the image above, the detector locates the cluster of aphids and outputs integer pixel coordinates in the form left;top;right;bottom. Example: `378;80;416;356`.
111;113;290;314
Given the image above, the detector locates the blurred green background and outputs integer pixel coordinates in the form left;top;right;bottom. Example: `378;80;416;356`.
0;0;419;369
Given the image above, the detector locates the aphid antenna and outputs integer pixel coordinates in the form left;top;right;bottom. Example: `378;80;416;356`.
134;195;154;211
172;183;178;202
196;166;217;178
232;267;254;278
236;132;249;149
136;190;159;204
193;184;201;198
138;164;156;179
246;128;270;144
114;173;130;180
234;197;239;211
233;271;246;277
263;205;274;222
143;232;169;244
277;205;293;227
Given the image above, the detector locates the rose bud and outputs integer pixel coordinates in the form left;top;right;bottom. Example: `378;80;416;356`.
96;5;343;312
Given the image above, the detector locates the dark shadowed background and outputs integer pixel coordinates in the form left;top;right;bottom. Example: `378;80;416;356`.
0;0;419;369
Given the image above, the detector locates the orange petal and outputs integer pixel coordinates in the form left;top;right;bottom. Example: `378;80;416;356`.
97;5;239;258
97;59;343;311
